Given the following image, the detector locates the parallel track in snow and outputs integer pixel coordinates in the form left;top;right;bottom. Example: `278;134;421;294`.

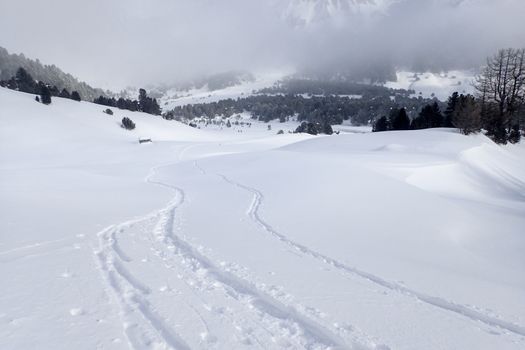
93;153;369;350
146;161;357;349
95;217;191;350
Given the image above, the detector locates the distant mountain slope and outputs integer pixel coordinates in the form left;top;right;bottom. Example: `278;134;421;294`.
0;46;108;100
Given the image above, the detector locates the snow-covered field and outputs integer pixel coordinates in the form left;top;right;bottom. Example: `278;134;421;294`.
1;86;524;350
160;72;289;111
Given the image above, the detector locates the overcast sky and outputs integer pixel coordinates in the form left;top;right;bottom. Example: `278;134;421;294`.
1;0;524;89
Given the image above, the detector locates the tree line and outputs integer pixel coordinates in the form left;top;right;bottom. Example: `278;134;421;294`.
0;46;107;101
259;79;414;98
373;48;524;144
164;93;440;127
93;88;161;115
0;67;82;104
1;66;161;116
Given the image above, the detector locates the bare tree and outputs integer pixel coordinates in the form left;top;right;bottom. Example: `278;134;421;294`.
475;48;525;132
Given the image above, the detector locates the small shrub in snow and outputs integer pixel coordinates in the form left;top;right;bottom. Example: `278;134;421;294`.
121;117;136;130
508;125;521;144
35;96;40;103
277;130;284;135
104;108;114;115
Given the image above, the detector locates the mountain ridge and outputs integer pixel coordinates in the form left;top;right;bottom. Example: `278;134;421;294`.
0;46;108;100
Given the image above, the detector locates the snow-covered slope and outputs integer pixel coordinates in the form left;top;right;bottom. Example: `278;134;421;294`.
159;71;288;111
1;86;525;349
385;70;476;100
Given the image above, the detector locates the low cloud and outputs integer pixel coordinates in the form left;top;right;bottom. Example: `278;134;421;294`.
1;0;524;88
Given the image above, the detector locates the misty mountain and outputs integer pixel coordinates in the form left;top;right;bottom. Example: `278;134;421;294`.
280;0;391;26
0;47;108;100
279;0;470;26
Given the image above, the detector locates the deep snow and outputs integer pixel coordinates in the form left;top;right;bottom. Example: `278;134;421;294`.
1;87;524;350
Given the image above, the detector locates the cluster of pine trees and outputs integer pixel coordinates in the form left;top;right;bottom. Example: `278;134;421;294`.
373;102;449;132
373;49;524;144
165;94;438;127
93;88;161;115
259;79;413;97
294;121;334;135
0;67;82;104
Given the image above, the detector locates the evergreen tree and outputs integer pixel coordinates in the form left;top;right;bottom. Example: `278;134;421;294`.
373;116;389;132
444;92;459;127
429;102;443;128
452;94;481;135
322;121;334;135
139;88;147;107
413;102;443;129
412;105;431;129
59;88;71;98
138;88;161;115
71;91;81;101
49;85;60;97
15;67;37;94
391;108;410;130
39;84;52;105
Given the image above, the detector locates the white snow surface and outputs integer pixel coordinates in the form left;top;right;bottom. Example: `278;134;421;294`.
160;72;289;111
385;70;476;101
1;86;525;350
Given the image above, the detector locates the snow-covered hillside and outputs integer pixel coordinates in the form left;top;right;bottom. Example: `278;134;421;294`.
1;86;525;350
159;72;288;111
385;70;476;100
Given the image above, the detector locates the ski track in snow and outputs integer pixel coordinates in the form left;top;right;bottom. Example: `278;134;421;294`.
92;149;369;350
210;164;525;339
93;148;195;350
96;222;192;350
147;161;360;349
